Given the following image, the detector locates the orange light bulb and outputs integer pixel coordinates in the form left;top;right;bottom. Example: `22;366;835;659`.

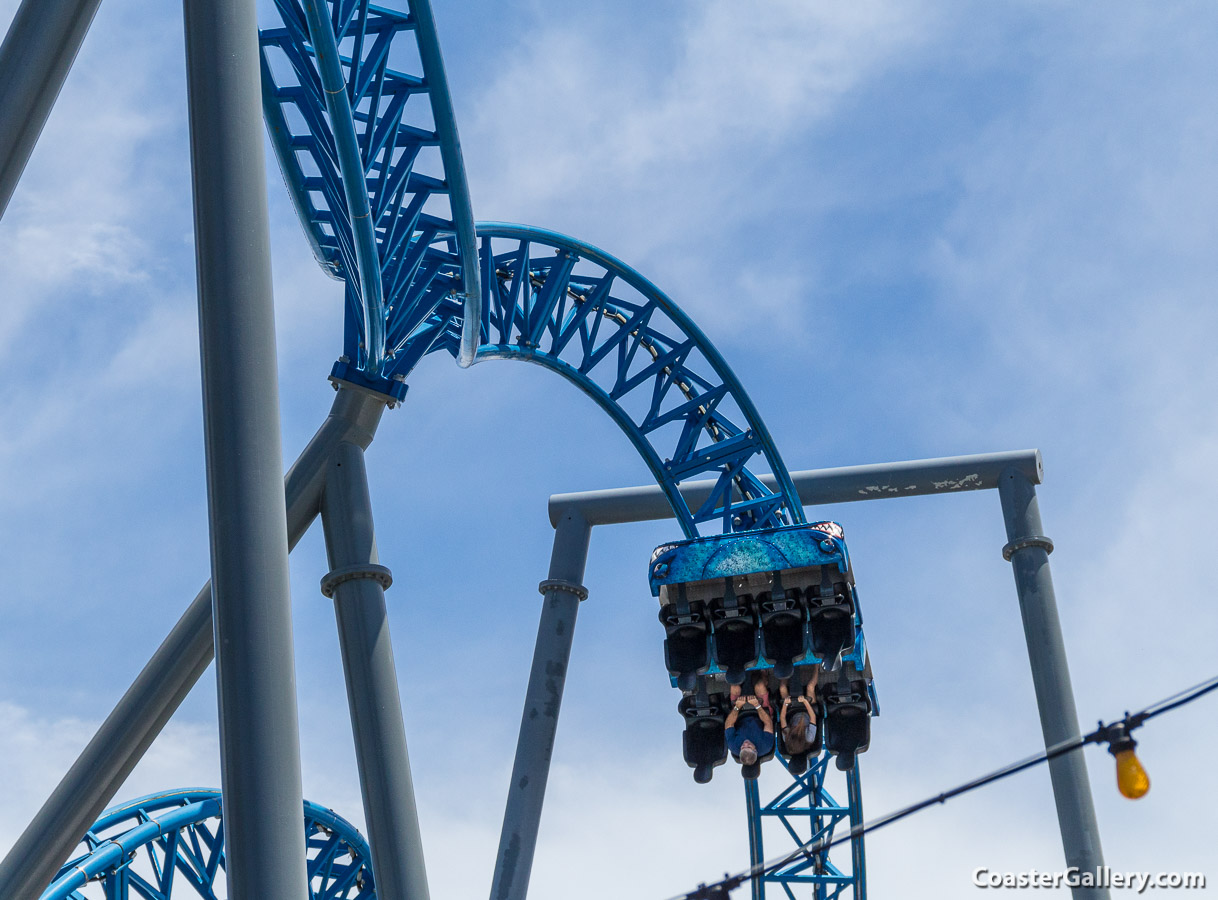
1114;747;1150;799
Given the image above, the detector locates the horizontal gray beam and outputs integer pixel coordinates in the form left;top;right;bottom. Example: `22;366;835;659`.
548;449;1042;527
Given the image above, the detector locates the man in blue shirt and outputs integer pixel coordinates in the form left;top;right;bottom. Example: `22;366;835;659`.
725;694;775;770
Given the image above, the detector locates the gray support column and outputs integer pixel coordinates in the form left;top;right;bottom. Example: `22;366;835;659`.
490;509;592;900
0;387;386;900
998;467;1108;900
183;0;308;888
320;440;430;900
0;0;103;219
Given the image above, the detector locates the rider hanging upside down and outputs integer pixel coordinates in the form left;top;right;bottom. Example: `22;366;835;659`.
779;665;820;756
724;693;774;773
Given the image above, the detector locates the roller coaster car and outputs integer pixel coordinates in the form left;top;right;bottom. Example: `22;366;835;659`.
823;668;872;771
659;597;711;691
678;691;728;783
649;521;859;678
649;522;877;776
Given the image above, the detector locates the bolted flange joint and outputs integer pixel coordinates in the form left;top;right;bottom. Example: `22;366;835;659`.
1002;535;1054;562
538;578;588;602
321;563;393;598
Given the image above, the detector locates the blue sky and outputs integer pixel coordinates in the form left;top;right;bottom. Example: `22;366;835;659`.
1;1;1216;897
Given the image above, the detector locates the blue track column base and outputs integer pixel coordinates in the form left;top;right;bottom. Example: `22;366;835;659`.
330;364;409;405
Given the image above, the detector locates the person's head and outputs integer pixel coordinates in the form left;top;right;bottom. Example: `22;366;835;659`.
739;740;758;766
784;712;811;755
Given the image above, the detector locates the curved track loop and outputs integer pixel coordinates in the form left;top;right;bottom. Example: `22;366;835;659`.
406;223;805;537
41;790;373;900
259;0;481;376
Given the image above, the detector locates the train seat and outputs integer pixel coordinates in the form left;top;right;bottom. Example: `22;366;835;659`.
659;600;711;691
823;676;871;771
807;579;855;664
679;691;728;783
759;587;806;680
709;595;760;685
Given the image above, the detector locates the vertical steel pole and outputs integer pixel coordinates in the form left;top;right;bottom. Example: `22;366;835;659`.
490;509;591;900
182;0;308;896
0;0;103;219
998;467;1108;900
320;440;430;900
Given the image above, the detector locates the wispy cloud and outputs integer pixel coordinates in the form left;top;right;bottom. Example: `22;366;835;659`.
462;0;934;337
0;701;221;855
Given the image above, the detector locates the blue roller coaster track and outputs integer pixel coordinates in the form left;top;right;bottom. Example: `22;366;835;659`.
424;223;808;538
41;790;373;900
259;0;481;377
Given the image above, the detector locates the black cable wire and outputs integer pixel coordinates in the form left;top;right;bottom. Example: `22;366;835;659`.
1137;674;1218;723
668;671;1218;900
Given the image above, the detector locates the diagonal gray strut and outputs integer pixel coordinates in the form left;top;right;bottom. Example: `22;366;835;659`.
0;387;387;900
0;0;104;221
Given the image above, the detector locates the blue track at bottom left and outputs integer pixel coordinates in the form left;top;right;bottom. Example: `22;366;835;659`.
40;789;373;900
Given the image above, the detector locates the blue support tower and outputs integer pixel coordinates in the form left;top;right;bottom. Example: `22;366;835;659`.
746;758;866;900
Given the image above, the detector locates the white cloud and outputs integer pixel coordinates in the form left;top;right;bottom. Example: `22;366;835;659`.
0;701;220;858
468;1;928;206
0;2;186;351
461;0;933;336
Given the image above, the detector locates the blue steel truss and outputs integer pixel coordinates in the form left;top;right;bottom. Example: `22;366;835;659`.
40;789;373;900
746;756;866;900
413;223;808;538
259;0;481;390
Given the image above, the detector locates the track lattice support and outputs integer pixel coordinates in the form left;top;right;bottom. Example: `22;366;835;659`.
745;757;866;900
40;790;374;900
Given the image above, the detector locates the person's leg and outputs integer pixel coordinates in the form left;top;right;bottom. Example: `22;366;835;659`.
803;665;821;725
804;663;821;701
